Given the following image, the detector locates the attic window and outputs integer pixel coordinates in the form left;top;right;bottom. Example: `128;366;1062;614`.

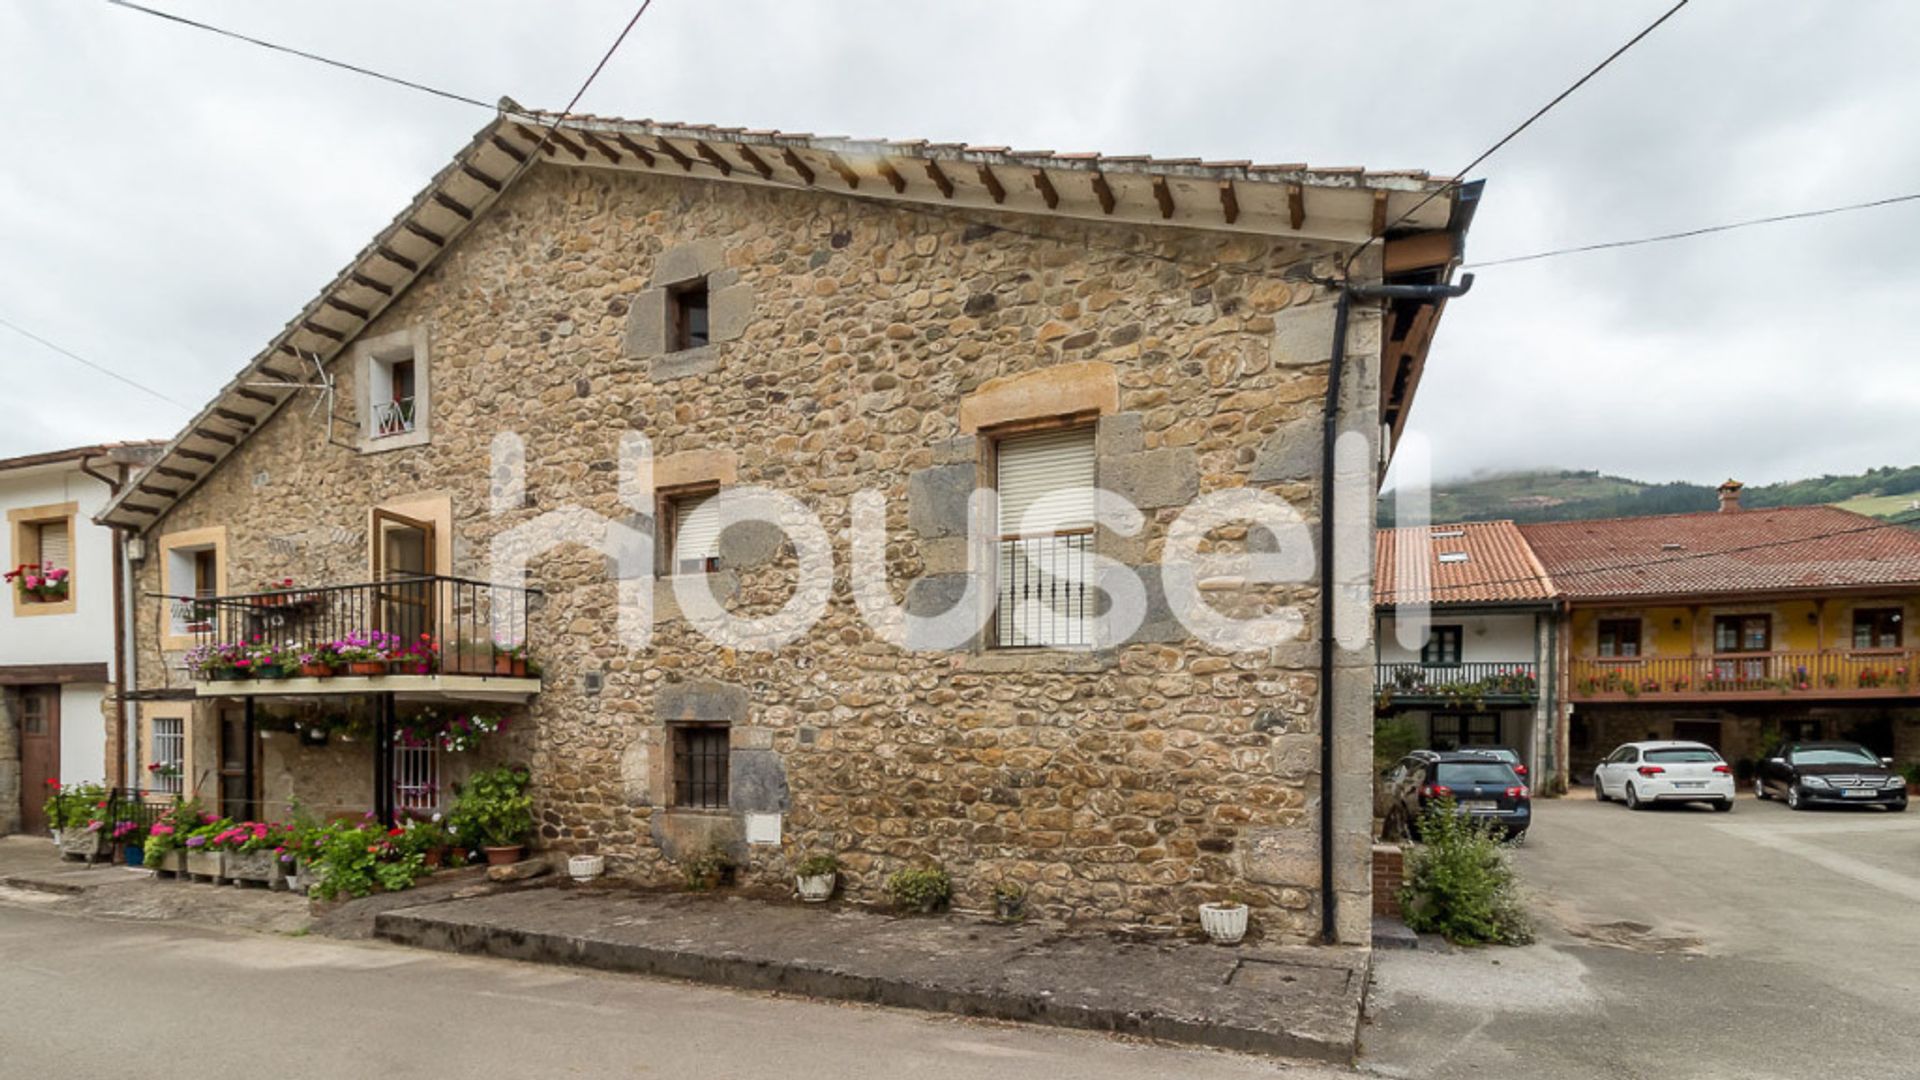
1438;552;1470;564
670;280;710;352
1431;529;1465;539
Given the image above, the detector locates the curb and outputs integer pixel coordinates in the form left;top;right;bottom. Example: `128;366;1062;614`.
375;906;1359;1062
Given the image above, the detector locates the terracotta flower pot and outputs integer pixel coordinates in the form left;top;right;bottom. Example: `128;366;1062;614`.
483;845;525;867
347;660;387;676
299;662;336;678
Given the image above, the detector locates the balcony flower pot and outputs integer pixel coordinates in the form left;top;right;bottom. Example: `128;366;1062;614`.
1198;901;1249;945
299;662;336;678
224;849;282;887
568;854;606;882
483;845;525;867
795;872;836;903
185;848;225;882
492;655;530;678
346;660;388;677
254;663;292;680
57;826;111;861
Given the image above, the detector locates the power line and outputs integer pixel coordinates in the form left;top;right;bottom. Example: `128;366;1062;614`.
1343;0;1693;277
0;313;192;409
1466;190;1920;268
105;0;495;110
1392;508;1920;598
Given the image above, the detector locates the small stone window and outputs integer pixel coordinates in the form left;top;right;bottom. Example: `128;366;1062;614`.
992;426;1096;648
662;487;722;575
671;724;730;809
670;280;710;353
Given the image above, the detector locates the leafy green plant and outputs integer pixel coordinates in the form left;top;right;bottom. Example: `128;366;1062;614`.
1374;717;1423;769
885;866;952;913
681;845;735;890
446;765;534;850
795;853;839;878
992;880;1027;922
1398;798;1532;946
309;820;429;901
42;781;109;830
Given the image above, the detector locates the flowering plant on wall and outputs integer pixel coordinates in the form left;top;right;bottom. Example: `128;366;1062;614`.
5;562;70;602
395;707;510;752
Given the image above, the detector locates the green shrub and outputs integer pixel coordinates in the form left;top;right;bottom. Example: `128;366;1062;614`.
795;853;839;878
885;866;952;913
1398;799;1532;945
681;845;735;890
446;765;534;850
1373;717;1423;770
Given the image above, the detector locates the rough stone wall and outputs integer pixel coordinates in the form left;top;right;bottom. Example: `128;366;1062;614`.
127;163;1387;939
0;689;20;834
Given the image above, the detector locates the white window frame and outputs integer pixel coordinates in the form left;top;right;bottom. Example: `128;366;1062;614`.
393;742;442;817
152;718;185;796
354;326;432;453
992;426;1096;649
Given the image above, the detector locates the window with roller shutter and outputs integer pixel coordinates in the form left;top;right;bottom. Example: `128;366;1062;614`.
666;488;723;575
994;427;1095;648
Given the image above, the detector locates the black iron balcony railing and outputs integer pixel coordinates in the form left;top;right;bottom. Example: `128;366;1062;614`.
160;575;540;681
1376;661;1540;701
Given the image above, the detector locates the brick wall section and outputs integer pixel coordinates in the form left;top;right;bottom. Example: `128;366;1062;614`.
125;164;1387;938
1371;843;1403;917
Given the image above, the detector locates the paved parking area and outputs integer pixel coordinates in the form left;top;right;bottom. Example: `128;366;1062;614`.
1362;793;1920;1079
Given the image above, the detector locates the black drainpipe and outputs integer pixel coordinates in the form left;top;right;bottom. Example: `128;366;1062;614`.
1318;272;1474;944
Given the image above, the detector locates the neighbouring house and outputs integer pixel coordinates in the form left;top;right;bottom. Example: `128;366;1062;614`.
1523;482;1920;782
1374;520;1559;781
1;441;162;833
95;104;1479;940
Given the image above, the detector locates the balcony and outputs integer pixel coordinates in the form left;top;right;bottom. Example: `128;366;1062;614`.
1570;650;1918;703
1376;662;1539;708
161;575;541;699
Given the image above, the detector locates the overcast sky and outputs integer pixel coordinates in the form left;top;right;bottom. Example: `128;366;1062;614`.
2;1;1916;487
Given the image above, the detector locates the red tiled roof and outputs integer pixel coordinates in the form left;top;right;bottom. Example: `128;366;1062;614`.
1518;506;1920;599
1376;520;1555;606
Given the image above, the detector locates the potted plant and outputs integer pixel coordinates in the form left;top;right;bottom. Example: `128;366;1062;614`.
334;632;394;676
212;822;290;887
44;782;112;861
993;880;1027;923
5;562;70;602
794;853;838;902
143;822;186;877
447;765;535;866
388;633;439;676
1199;895;1250;945
884;865;952;914
681;845;735;891
297;641;341;678
493;640;530;677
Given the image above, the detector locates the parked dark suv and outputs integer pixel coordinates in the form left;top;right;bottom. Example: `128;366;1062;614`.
1755;741;1908;811
1380;751;1531;841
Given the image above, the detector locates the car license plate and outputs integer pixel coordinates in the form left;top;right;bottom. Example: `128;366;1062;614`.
1842;788;1876;798
1461;800;1497;811
1674;781;1704;789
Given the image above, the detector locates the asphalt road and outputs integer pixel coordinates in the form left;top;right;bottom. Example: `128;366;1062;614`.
0;896;1344;1080
1362;792;1920;1080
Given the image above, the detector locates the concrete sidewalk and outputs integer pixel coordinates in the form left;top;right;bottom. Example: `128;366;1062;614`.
0;834;313;932
376;886;1370;1062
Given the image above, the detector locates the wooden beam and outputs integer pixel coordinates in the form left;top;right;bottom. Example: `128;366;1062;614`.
1371;190;1389;237
153;465;198;482
1033;169;1058;209
175;448;217;465
375;245;419;273
259;364;300;380
825;153;860;189
1218;180;1239;225
1151;175;1174;220
735;145;774;180
235;388;276;406
137;482;179;498
516;123;585;162
117;501;159;516
693;141;733;176
1286;183;1305;230
876;159;907;194
460;162;504;192
192;426;237;446
654;137;694;171
349;271;395;297
489;135;528;164
576;130;622;164
431;190;474;220
1383;231;1457;275
1090;171;1116;215
780;148;815;185
212;407;257;428
922;160;954;199
323;296;370;320
403;220;446;247
300;320;346;343
612;133;656;166
977;164;1006;204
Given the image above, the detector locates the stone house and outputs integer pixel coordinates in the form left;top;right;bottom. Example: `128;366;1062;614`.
98;105;1479;942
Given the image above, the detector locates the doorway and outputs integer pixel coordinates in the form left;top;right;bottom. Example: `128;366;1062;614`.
1673;719;1722;749
216;705;255;821
372;508;436;645
17;687;59;833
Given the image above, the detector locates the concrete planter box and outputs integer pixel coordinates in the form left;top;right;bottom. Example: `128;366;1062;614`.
185;849;225;881
148;850;187;877
795;873;836;903
1198;902;1249;945
224;849;284;887
57;827;111;861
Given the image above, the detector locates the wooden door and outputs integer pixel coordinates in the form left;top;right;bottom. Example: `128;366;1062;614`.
372;509;436;644
216;706;255;821
18;688;60;833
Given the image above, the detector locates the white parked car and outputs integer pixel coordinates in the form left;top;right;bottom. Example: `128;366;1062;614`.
1592;740;1735;812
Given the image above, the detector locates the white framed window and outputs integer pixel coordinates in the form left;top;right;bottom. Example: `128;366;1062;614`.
664;488;722;575
993;427;1096;648
393;743;442;816
152;718;185;796
354;326;431;453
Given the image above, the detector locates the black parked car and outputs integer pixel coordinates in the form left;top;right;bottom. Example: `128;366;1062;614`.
1380;751;1531;841
1754;741;1908;811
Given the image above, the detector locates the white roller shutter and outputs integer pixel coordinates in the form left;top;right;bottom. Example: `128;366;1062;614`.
996;428;1095;536
673;491;722;572
36;520;70;570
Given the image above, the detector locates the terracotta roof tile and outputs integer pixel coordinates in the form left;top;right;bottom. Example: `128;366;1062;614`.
1518;506;1920;599
1377;520;1555;606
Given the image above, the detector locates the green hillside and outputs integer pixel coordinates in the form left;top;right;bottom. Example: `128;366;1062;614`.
1379;466;1920;526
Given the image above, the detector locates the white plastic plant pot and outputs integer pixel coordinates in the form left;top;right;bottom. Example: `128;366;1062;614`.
795;873;836;903
568;854;606;882
1199;902;1249;945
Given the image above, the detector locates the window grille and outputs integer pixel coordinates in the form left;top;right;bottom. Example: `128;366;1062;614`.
672;725;730;809
994;428;1095;647
152;718;185;796
393;743;441;815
